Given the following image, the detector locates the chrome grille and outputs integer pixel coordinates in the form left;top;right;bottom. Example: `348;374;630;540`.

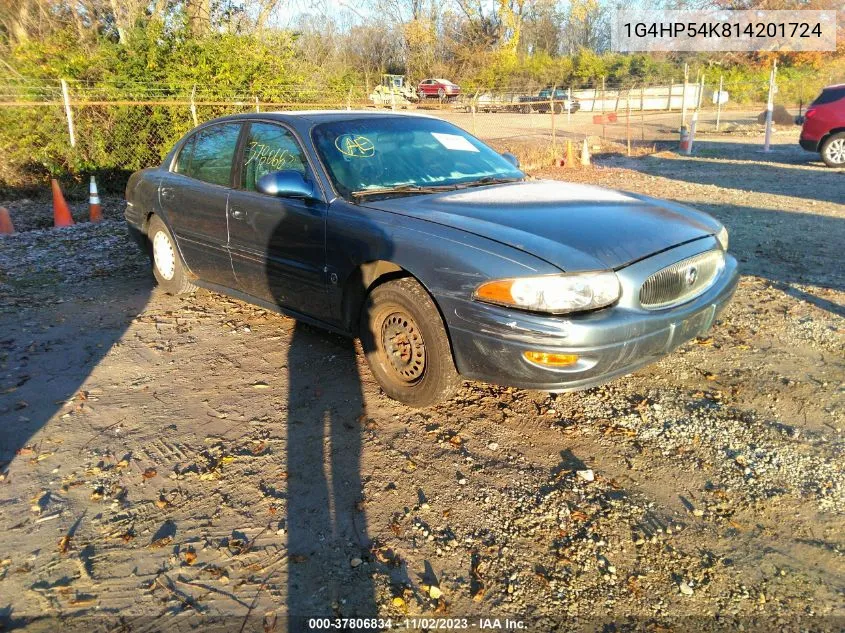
639;249;724;309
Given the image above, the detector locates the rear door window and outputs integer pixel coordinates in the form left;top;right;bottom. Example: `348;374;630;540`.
184;123;242;187
811;87;845;106
241;122;309;192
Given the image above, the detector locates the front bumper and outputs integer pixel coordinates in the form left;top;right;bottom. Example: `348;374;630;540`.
443;240;739;392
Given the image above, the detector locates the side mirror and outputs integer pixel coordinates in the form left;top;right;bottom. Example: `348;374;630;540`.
501;152;520;169
256;170;315;199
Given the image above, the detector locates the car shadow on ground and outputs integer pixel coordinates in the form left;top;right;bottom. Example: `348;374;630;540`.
632;145;844;205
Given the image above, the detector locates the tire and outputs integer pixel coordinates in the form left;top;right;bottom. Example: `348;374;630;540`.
360;277;461;407
521;104;532;114
147;215;197;295
820;132;845;168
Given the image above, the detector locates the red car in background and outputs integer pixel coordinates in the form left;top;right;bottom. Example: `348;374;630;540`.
799;83;845;167
418;78;461;99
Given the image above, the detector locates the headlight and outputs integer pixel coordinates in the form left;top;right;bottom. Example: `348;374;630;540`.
716;226;729;251
474;272;621;315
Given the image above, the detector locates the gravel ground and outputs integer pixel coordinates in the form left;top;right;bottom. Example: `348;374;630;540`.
0;138;842;632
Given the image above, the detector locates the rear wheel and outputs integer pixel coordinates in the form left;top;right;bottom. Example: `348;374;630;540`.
148;215;196;295
820;132;845;168
360;278;461;407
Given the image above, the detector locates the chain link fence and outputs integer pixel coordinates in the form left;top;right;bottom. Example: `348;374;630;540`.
0;77;798;191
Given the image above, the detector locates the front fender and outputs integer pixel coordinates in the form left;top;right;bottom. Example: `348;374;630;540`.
326;199;561;329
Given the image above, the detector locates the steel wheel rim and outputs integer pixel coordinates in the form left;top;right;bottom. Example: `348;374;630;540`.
826;139;845;164
381;312;426;383
153;230;176;281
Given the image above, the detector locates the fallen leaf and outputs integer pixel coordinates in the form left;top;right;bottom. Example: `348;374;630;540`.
58;536;70;554
184;550;197;565
142;468;157;480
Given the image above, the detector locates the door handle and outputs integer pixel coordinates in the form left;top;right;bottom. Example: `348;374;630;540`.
230;208;247;221
160;187;174;201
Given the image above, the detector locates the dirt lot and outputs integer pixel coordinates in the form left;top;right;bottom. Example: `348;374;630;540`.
0;138;842;632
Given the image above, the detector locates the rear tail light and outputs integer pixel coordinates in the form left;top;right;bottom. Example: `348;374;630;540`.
805;108;818;119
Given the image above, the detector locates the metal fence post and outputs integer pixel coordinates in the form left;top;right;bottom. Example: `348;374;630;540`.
716;74;723;131
626;84;632;157
60;79;76;148
190;86;198;126
681;63;689;128
550;84;557;149
763;60;777;152
471;89;479;136
600;77;605;113
567;87;572;125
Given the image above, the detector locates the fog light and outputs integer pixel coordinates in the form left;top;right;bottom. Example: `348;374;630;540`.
523;351;579;367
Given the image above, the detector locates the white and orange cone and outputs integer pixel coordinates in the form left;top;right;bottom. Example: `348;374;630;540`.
89;176;102;223
580;137;591;167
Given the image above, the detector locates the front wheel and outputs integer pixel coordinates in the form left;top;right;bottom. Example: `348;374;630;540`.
360;278;461;407
820;132;845;168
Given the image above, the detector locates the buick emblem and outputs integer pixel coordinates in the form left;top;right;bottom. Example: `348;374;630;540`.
685;266;698;287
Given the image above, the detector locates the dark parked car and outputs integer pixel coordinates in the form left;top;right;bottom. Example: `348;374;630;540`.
519;88;581;114
798;83;845;167
126;112;737;407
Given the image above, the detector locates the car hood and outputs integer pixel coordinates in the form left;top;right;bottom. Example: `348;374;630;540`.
362;180;721;271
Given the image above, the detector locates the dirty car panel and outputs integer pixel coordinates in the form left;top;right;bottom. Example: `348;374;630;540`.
125;111;737;403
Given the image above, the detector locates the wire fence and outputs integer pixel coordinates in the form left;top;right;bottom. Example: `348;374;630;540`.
0;78;801;190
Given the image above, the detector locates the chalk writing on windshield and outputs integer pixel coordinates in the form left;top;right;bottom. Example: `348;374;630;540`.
335;134;375;158
245;141;301;170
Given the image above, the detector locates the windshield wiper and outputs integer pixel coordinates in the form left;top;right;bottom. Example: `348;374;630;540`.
350;184;460;199
455;176;524;189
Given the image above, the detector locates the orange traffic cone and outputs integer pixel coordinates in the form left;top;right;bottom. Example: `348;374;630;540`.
89;176;102;223
0;207;14;234
51;179;74;227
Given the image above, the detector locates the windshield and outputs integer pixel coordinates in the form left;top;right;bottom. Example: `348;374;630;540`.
311;116;524;200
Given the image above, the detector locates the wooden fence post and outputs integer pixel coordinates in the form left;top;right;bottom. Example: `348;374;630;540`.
60;79;76;148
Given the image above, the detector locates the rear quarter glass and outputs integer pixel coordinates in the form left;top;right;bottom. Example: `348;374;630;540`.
811;87;845;106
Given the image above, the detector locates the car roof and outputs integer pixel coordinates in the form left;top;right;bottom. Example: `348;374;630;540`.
201;109;438;126
823;83;845;90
